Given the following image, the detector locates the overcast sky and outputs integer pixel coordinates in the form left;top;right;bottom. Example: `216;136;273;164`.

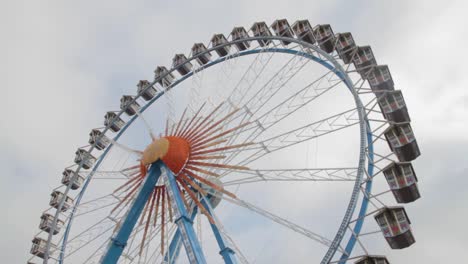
2;0;468;263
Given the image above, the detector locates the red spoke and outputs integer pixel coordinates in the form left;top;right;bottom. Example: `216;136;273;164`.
178;178;215;224
185;102;224;140
139;188;157;256
183;169;236;199
161;188;166;255
191;122;251;148
153;187;162;227
173;107;188;136
187;161;249;171
188;107;240;143
111;181;142;214
166;188;173;222
190;155;226;160
113;173;142;194
185;165;220;177
139;194;150;226
191;139;228;153
179;173;208;196
176;182;190;210
191;142;254;156
121;164;141;172
180;102;206;138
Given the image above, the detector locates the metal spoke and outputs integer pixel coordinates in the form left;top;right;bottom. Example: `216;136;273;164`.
82;236;111;264
71;194;118;218
221;48;313;137
222;167;358;186
87;170;136;180
203;46;309;145
225;48;277;111
223;108;360;167
64;221;114;258
188;59;205;115
61;216;111;253
125;222;165;263
142;224;178;264
218;58;351;167
64;198;150;261
199;194;250;264
208;191;345;253
234;48;310;116
75;201;118;218
107;138;143;157
251;68;339;130
135;110;157;141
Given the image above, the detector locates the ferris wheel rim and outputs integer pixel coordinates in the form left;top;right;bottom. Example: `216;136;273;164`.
44;35;374;264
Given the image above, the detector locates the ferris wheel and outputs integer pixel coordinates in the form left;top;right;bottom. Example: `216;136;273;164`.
28;19;422;264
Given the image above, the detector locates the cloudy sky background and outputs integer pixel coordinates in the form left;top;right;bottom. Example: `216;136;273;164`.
2;0;468;263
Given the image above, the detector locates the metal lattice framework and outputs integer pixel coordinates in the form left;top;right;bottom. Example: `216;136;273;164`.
28;19;421;264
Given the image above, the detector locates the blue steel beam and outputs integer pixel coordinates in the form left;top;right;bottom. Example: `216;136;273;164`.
164;205;198;263
100;160;162;264
165;195;238;264
200;196;238;264
162;164;207;264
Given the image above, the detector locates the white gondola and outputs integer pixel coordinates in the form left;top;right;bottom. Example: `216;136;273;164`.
39;213;64;235
210;34;230;57
88;129;110;151
231;27;251;51
271;19;294;45
353;46;377;77
377;90;410;123
383;162;420;203
384;122;420;162
104;112;125;133
154;66;175;87
172;54;193;76
74;148;96;170
49;190;74;212
191;43;212;65
31;237;56;259
335;32;356;64
355;255;390;264
313;24;335;53
137;80;157;101
120;95;140;116
61;169;84;190
250;21;272;47
367;65;394;95
374;206;415;249
291;20;315;44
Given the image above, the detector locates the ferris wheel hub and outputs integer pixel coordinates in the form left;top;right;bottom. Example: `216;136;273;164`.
141;136;190;175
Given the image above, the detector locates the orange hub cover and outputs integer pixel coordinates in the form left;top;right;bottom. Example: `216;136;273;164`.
161;136;190;174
